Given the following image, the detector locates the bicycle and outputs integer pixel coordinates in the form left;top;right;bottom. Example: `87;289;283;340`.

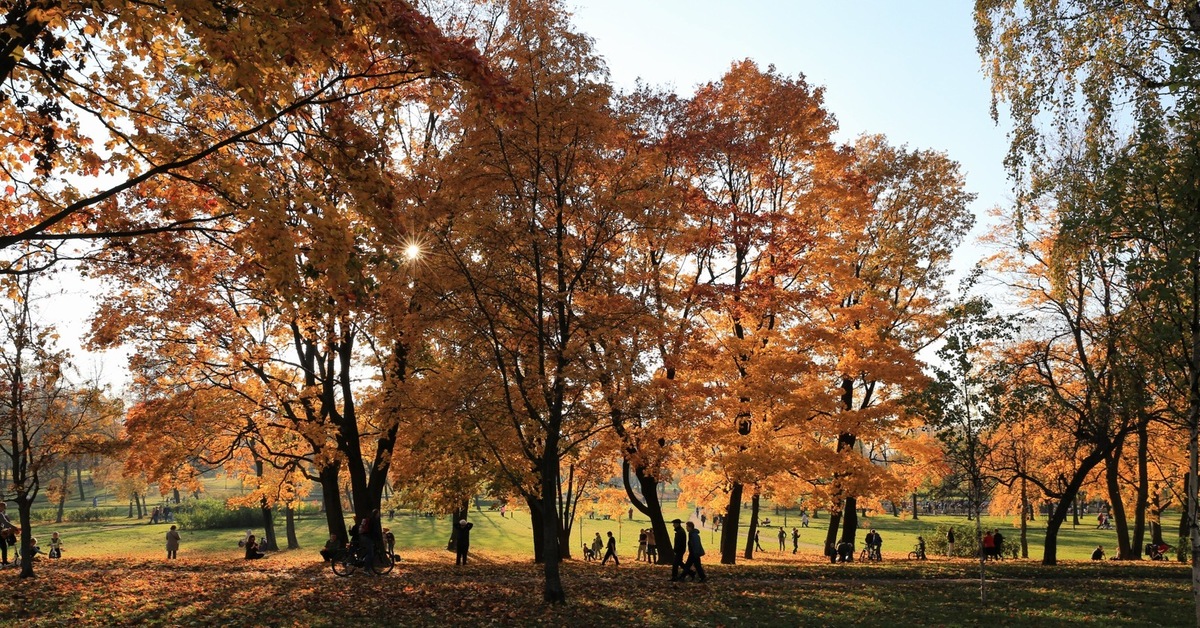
330;541;395;577
907;544;927;560
859;543;882;562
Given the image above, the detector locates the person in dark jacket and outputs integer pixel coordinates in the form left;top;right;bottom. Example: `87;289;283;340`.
602;530;620;565
456;519;473;565
680;521;706;582
244;534;264;559
670;519;686;580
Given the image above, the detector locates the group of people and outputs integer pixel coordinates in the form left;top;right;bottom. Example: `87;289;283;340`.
149;505;174;525
981;529;1006;560
635;528;657;562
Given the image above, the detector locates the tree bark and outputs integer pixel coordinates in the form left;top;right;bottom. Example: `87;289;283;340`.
76;463;85;502
318;464;348;545
1041;451;1106;565
1132;420;1150;559
912;493;919;520
720;482;744;565
1104;440;1132;559
623;460;673;565
54;461;68;523
742;492;760;560
841;496;859;547
285;505;300;550
1020;476;1029;559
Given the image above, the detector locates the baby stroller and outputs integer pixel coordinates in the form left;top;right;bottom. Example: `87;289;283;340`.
1145;542;1171;561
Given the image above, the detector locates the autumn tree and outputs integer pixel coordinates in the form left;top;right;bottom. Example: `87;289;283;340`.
0;271;119;577
418;0;654;602
0;0;494;269
818;134;974;555
976;0;1200;606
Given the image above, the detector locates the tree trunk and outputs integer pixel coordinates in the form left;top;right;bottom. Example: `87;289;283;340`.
1041;452;1106;565
742;492;760;560
76;463;85;502
1180;475;1191;563
260;499;279;551
1020;476;1029;559
55;461;68;523
623;461;673;565
285;505;300;550
539;436;565;603
824;506;842;560
173;488;181;505
16;498;33;579
912;493;919;520
720;482;744;565
1104;442;1132;559
526;495;544;564
1132;420;1149;559
319;464;348;545
841;496;859;547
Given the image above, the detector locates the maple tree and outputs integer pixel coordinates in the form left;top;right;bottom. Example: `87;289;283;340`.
0;0;496;271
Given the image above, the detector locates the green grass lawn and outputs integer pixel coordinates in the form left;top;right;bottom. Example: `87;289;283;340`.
24;491;1181;564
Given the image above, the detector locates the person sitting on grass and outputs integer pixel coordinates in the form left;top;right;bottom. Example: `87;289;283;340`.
244;534;265;560
837;540;854;563
1091;545;1105;561
320;533;340;562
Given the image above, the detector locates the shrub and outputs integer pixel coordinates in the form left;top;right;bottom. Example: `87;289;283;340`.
175;500;264;530
64;508;106;523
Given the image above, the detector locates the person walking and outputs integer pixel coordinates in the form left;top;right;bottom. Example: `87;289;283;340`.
946;527;955;558
801;512;809;528
992;529;1005;560
680;521;706;582
591;532;603;560
753;529;763;552
602;531;620;566
670;519;686;581
455;519;473;565
791;527;800;554
646;527;657;563
982;530;995;561
165;525;181;560
637;529;647;562
777;527;786;553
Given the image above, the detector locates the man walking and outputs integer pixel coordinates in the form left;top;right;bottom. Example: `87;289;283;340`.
602;531;620;566
670;519;686;581
947;527;955;558
791;527;800;554
680;521;706;582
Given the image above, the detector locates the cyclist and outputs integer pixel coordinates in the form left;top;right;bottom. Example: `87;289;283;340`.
865;529;882;560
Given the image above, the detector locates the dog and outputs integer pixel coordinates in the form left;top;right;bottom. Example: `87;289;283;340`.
582;544;597;561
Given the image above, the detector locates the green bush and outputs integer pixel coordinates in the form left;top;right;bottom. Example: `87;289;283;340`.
64;508;106;522
175;500;264;531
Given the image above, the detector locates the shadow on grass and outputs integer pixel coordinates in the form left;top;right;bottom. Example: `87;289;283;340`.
0;554;1189;627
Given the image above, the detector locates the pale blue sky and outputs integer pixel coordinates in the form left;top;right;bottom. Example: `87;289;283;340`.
570;0;1010;256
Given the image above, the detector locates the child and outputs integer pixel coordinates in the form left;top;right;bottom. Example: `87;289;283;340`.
48;532;62;559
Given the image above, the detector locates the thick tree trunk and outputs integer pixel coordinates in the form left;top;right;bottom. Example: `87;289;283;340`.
912;493;919;520
742;492;760;560
1041;451;1106;565
720;482;744;565
526;495;545;564
824;507;842;560
539;436;565;603
841;496;859;547
1104;442;1132;559
1132;420;1150;559
623;461;673;565
285;505;300;550
318;464;348;544
260;500;279;551
173;488;181;505
16;498;33;579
